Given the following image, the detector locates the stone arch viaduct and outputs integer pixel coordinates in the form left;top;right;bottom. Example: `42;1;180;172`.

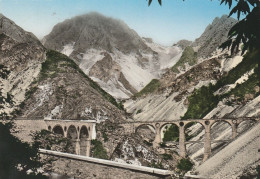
118;117;260;161
45;119;96;157
43;117;259;161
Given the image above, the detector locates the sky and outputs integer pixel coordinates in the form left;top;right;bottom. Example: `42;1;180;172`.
0;0;233;46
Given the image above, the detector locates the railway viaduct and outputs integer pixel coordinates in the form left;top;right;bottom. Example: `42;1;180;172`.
117;117;260;161
14;117;259;161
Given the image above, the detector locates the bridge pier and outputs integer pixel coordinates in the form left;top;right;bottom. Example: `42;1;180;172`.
179;125;186;158
153;123;161;149
203;125;211;162
231;123;238;139
75;139;81;155
86;139;91;157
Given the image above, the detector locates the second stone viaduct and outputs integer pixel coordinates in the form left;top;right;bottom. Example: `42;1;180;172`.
118;117;260;161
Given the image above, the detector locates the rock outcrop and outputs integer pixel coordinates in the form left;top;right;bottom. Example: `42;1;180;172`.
192;15;237;58
0;14;45;115
124;15;259;167
43;12;182;99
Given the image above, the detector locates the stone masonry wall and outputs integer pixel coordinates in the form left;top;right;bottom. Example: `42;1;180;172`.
44;156;172;179
12;120;47;142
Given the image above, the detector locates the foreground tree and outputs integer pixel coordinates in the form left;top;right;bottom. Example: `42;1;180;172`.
0;122;47;179
148;0;260;83
148;0;260;54
0;65;46;178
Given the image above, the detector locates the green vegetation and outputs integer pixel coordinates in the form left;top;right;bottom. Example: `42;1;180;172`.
136;109;142;114
163;124;179;142
177;158;193;172
162;123;196;142
25;86;38;100
172;46;197;73
33;130;73;153
257;165;260;179
182;84;220;119
227;72;260;100
101;131;108;142
91;139;108;159
182;50;259;119
143;140;153;146
0;122;47;178
34;50;123;110
161;153;173;160
159;142;167;148
214;49;259;90
134;79;160;97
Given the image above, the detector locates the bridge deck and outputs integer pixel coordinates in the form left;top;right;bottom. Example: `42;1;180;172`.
165;140;232;145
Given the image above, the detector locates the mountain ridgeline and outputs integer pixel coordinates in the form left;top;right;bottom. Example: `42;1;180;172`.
43;12;182;99
0;12;259;178
0;14;125;122
43;12;151;55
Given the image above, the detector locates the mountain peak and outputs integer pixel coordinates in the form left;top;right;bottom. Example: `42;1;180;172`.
0;13;39;43
192;14;237;57
43;12;151;55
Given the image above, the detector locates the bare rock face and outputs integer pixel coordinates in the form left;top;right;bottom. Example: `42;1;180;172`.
43;12;182;99
192;15;237;57
89;52;137;95
89;52;121;83
0;14;45;115
0;14;40;44
20;50;125;122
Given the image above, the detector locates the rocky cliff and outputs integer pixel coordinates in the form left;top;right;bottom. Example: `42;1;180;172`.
0;14;176;171
192;15;237;58
0;14;127;122
18;50;125;121
124;15;260;168
43;12;182;99
0;14;45;116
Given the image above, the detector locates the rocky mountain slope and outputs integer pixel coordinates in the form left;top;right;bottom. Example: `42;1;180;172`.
124;15;245;122
0;14;45;116
43;12;182;99
0;14;177;170
124;15;260;166
2;12;259;176
0;14;123;121
18;50;125;121
170;15;237;74
195;122;260;179
192;15;237;58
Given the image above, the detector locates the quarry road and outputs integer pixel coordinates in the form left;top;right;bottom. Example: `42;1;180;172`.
195;122;260;179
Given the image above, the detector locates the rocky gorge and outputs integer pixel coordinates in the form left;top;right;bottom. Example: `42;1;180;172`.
0;11;259;179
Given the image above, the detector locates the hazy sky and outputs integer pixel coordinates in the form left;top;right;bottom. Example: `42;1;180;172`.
0;0;233;46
